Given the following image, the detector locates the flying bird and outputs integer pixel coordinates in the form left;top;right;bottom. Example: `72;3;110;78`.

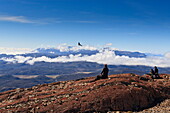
78;42;82;46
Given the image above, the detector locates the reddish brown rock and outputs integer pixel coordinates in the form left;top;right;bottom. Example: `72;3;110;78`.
0;74;169;113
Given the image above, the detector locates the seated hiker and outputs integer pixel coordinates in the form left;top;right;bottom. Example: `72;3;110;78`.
154;66;160;78
95;64;109;80
150;69;156;79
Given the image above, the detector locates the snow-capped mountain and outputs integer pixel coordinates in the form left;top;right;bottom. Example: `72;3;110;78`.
34;47;99;56
32;46;146;58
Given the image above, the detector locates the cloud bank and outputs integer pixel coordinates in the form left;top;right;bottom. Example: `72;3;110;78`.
1;47;170;67
0;47;33;55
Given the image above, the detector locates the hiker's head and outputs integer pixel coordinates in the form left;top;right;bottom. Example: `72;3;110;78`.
104;64;107;68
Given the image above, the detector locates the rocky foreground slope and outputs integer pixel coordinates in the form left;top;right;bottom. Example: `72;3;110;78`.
0;74;170;113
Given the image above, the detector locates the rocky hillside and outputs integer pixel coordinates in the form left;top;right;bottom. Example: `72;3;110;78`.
0;74;169;113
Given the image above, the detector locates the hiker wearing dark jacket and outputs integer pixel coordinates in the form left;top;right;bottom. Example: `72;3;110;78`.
95;64;109;80
154;66;158;75
150;69;155;75
154;66;160;78
150;69;155;79
101;64;109;79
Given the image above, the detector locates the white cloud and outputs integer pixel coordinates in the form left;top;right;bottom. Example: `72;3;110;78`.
1;49;170;67
0;47;33;55
0;15;34;23
164;52;170;59
0;15;62;24
0;44;170;67
1;56;32;64
105;43;113;46
55;44;97;52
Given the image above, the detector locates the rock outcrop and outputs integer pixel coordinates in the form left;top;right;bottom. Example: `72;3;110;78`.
0;74;169;113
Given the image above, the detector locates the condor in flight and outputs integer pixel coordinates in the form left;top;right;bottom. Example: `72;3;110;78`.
78;42;82;46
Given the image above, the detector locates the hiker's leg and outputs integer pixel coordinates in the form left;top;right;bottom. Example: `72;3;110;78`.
95;75;101;80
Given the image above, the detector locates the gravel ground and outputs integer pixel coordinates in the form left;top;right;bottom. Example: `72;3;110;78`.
135;99;170;113
108;99;170;113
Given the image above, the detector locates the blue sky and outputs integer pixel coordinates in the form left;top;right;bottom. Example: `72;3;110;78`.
0;0;170;54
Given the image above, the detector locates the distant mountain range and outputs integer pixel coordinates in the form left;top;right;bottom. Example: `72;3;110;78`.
0;46;147;59
32;47;147;58
0;61;170;92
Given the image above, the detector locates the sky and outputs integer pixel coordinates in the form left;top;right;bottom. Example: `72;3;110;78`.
0;0;170;54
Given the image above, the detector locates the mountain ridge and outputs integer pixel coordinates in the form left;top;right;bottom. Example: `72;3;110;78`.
0;73;169;113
